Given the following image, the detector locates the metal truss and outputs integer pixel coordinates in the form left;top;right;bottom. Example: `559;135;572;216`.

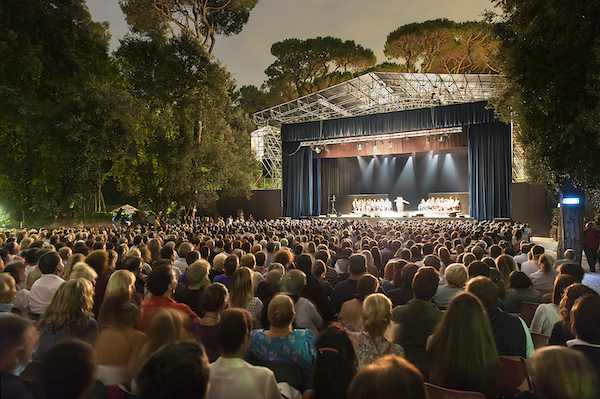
251;125;282;189
250;72;497;190
300;127;463;148
252;72;496;127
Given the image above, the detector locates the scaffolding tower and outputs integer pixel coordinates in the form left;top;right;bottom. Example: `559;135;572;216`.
251;125;282;189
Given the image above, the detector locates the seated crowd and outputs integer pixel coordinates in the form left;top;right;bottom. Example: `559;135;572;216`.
0;217;599;399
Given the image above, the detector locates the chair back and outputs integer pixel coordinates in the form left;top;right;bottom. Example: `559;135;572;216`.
424;382;486;399
520;302;540;327
530;332;550;349
497;356;532;398
247;352;303;391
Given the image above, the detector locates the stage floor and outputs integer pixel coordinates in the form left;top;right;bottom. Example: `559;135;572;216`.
314;212;474;223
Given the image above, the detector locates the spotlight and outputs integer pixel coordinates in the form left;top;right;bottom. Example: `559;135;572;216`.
439;135;445;143
426;136;430;143
314;146;321;154
323;145;329;152
357;143;363;150
373;140;377;148
388;140;393;149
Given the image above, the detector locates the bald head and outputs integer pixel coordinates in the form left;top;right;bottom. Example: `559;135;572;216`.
0;273;17;303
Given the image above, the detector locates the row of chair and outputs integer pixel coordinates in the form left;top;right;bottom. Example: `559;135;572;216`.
426;355;532;399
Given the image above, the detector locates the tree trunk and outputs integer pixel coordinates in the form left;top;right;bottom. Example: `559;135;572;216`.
559;183;584;264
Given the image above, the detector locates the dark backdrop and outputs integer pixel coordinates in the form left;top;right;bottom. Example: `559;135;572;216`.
321;148;468;214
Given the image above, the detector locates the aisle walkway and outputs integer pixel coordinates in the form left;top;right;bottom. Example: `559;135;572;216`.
531;237;600;294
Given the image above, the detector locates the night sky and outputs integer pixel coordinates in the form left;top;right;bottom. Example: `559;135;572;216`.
87;0;492;87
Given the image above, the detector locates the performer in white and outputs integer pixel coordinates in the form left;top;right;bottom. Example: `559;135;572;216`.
395;196;410;213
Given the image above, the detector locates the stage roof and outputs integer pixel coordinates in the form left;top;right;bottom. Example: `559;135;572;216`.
252;72;497;127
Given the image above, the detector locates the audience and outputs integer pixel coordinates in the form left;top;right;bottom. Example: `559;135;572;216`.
2;217;599;399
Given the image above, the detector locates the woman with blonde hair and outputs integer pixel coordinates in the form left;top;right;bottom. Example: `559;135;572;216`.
105;269;136;297
350;293;404;370
147;238;162;264
174;259;211;317
230;266;263;328
209;252;228;282
361;250;379;277
433;263;468;309
36;278;99;359
61;253;85;280
426;291;500;398
68;262;98;284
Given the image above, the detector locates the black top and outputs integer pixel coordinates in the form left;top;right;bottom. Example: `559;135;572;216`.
173;284;204;317
488;308;527;358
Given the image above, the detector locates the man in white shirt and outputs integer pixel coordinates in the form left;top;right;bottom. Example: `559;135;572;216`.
513;242;531;267
173;242;193;275
29;251;65;316
521;245;544;277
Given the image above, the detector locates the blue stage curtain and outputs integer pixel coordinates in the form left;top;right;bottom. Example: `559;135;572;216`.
282;143;314;218
468;122;512;220
313;158;321;215
281;102;496;143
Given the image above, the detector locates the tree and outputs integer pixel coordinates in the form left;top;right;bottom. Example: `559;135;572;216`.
384;19;499;74
265;37;376;101
385;19;454;73
119;0;258;54
0;0;136;219
434;21;499;74
490;0;600;259
115;32;258;213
